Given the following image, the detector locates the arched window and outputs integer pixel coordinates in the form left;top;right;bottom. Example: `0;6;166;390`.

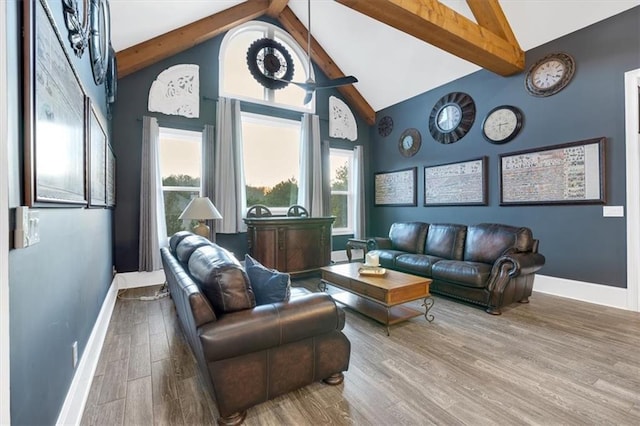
219;21;314;112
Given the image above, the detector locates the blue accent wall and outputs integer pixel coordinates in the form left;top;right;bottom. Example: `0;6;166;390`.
8;1;113;424
368;8;639;288
113;17;371;272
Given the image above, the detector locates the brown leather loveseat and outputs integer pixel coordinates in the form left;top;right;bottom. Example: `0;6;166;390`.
367;223;545;314
161;232;350;425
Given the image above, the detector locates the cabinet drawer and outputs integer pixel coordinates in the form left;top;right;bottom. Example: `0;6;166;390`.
351;281;387;302
324;272;351;289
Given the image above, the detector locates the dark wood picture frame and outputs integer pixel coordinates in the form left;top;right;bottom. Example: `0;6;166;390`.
424;157;488;206
88;100;107;207
499;137;606;205
106;143;116;208
24;0;87;206
374;167;417;207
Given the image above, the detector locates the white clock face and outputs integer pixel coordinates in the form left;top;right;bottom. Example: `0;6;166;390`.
532;59;565;89
483;108;519;142
437;104;462;132
402;136;413;150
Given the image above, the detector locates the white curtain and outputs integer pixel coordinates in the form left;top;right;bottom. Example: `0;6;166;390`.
139;116;167;271
298;113;323;217
202;124;216;241
353;145;366;239
215;97;246;233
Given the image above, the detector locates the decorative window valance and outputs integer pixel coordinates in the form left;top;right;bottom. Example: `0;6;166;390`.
329;96;357;141
148;64;199;118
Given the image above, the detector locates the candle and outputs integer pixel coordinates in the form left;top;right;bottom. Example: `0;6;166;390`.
365;252;379;267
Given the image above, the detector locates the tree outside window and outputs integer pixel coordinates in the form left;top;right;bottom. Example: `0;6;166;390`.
330;149;354;234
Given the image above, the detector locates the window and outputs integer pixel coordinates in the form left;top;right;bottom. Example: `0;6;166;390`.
330;148;355;235
241;113;300;215
158;127;202;236
219;21;314;112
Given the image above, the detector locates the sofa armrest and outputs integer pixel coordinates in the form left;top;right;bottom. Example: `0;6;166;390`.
368;237;392;250
199;292;345;362
487;252;546;292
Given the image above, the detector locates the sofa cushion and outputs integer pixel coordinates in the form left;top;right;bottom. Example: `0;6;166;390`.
188;245;256;315
169;231;194;253
464;224;534;264
395;254;444;276
245;254;291;305
176;235;213;264
368;249;405;268
431;260;492;288
424;224;467;260
389;222;429;254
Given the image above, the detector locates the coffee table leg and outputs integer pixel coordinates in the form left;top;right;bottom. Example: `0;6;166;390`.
422;297;435;322
318;280;328;292
385;308;391;336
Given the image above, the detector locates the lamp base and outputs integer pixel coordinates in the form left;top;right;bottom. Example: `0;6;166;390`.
192;221;210;239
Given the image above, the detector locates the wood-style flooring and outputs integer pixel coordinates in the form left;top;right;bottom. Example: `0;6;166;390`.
81;279;640;425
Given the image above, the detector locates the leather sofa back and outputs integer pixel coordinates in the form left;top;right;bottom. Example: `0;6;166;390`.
176;235;212;263
464;223;534;264
424;224;467;260
389;222;429;254
169;231;193;253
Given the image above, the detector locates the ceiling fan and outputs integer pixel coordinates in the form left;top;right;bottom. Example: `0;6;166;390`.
275;0;358;104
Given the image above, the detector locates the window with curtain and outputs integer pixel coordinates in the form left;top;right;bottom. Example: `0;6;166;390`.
330;148;355;235
241;112;301;215
219;21;315;112
158;127;202;235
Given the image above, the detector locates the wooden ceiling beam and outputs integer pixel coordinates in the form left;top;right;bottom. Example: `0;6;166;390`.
265;0;289;18
466;0;520;49
276;6;376;125
335;0;524;76
117;0;270;78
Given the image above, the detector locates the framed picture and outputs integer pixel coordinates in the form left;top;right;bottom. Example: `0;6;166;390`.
499;137;606;205
23;0;87;206
88;101;107;207
374;167;417;206
424;157;488;206
106;143;116;207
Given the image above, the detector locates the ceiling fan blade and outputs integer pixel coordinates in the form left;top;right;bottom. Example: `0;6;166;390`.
265;75;316;91
315;76;358;90
303;91;314;104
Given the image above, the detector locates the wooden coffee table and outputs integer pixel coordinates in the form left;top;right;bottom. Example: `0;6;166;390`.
320;263;434;335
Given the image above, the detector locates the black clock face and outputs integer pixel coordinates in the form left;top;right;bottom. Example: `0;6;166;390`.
428;92;475;144
246;38;295;90
378;116;393;137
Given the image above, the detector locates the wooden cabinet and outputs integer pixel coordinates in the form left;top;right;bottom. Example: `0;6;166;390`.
244;217;335;275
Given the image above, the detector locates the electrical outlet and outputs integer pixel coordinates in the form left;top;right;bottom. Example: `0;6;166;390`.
72;341;78;369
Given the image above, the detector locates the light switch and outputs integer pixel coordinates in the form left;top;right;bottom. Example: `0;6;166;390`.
603;206;624;217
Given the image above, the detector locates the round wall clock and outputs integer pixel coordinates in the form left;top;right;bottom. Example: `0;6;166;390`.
525;52;575;97
398;128;421;157
246;38;295;90
62;0;89;57
89;0;111;85
378;116;393;137
428;92;475;144
482;105;523;144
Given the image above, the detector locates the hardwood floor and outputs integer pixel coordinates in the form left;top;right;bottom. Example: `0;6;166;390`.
81;280;640;425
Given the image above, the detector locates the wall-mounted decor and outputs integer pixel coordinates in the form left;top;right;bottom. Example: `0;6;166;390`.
148;64;200;118
428;92;476;144
398;128;421;157
377;115;393;137
62;0;89;57
88;101;107;207
246;38;295;90
500;137;605;205
329;96;357;141
525;52;575;97
88;0;111;85
424;157;488;206
106;143;116;207
24;0;87;206
481;105;523;144
374;167;417;206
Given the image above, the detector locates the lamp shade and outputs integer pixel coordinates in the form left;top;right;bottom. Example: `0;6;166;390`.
179;197;223;221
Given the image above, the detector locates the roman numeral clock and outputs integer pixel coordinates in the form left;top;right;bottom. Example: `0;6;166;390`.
525;52;576;97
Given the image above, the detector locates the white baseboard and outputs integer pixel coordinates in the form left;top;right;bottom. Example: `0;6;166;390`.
534;274;629;310
56;280;118;426
115;270;166;289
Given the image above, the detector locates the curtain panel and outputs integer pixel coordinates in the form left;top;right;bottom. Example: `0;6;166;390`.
298;113;324;217
353;145;366;239
202;124;217;241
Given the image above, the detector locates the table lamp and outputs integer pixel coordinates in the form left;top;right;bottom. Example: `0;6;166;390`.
179;197;222;239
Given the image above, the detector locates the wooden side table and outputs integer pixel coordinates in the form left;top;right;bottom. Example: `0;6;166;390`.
345;238;369;262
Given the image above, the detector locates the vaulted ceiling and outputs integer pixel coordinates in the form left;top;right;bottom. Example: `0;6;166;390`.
110;0;638;125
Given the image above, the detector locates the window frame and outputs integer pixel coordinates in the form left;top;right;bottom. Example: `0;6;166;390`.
330;148;355;236
219;21;315;114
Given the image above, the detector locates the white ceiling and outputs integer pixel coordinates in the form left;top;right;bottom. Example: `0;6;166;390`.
110;0;639;112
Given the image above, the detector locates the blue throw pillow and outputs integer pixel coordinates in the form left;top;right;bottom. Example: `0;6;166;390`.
244;254;291;305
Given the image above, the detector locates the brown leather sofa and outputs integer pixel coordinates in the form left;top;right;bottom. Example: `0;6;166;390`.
367;223;545;314
161;232;350;425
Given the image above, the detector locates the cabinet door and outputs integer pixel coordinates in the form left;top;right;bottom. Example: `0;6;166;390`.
285;226;329;272
250;227;279;270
